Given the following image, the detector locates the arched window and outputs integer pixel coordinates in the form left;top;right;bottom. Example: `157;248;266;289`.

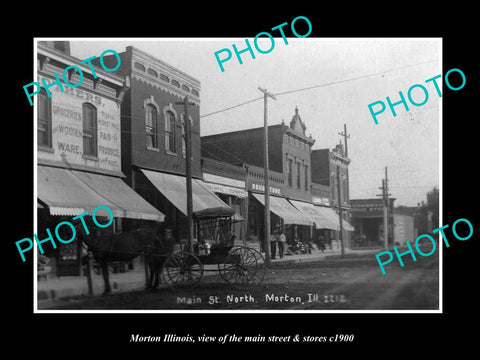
134;62;145;72
147;68;158;77
82;103;97;157
145;104;158;148
37;90;51;148
165;110;176;153
304;164;309;191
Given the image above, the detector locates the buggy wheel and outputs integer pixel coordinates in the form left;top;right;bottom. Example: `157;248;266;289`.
220;247;266;285
161;252;204;288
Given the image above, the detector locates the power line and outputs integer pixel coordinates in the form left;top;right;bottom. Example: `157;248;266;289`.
200;58;438;119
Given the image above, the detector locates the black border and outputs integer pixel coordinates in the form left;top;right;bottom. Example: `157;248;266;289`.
6;5;477;354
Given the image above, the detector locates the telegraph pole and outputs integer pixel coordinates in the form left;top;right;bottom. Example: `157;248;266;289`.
376;167;391;249
258;87;276;267
336;165;345;258
338;124;351;247
176;96;196;252
384;166;389;248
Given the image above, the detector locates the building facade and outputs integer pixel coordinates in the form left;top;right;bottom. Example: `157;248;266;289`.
350;198;395;248
311;142;353;248
36;42;163;277
99;46;230;242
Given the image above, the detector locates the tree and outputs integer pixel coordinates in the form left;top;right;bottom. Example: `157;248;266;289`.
426;186;439;230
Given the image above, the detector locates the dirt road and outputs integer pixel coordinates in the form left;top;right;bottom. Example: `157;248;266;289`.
44;252;439;311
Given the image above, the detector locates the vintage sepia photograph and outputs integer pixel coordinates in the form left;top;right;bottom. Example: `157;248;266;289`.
33;38;441;312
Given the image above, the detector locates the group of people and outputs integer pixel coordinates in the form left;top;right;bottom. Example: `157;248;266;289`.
269;226;287;259
269;228;328;260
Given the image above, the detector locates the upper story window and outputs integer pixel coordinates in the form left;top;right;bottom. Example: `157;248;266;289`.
287;158;293;187
145;104;158;148
296;162;301;189
191;89;199;97
160;74;169;83
134;62;145;72
37;90;52;148
165;110;176;154
181;84;190;92
304;164;308;191
171;79;180;88
147;68;158;77
82;103;97;157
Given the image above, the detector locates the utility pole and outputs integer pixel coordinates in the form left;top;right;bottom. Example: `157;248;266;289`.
384;166;389;248
258;87;276;267
336;165;345;258
376;167;391;249
338;124;351;247
176;96;196;252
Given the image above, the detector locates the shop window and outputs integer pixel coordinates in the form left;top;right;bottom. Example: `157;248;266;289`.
37;89;52;148
82;103;97;157
145;104;158;148
165;110;176;154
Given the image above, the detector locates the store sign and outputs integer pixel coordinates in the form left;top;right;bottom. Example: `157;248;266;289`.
312;196;330;206
39;85;121;172
204;182;248;198
251;183;282;195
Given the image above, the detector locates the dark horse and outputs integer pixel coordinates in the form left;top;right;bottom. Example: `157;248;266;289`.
77;223;173;294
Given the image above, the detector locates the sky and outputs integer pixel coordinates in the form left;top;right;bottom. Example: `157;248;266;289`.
69;38;441;207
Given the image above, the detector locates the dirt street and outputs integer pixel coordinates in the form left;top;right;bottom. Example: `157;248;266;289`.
44;252;439;311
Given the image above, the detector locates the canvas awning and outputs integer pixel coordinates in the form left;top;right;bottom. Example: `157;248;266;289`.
140;169;233;216
314;205;355;231
37;165;165;221
252;193;312;226
289;200;339;230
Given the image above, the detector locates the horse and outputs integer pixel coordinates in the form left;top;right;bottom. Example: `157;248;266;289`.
77;223;172;295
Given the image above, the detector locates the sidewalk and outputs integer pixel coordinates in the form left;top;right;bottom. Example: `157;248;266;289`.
36;246;381;309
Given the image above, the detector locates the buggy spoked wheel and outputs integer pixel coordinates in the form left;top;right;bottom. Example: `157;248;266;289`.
162;252;204;288
219;247;266;285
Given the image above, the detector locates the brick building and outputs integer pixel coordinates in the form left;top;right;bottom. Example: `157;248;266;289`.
202;107;350;250
99;46;231;241
310;142;354;249
36;42;163;277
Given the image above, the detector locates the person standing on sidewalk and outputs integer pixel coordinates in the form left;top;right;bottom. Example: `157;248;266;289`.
270;227;278;260
278;227;286;259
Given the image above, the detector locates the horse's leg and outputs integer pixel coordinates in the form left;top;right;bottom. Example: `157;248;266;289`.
147;258;154;289
100;261;111;295
152;259;160;289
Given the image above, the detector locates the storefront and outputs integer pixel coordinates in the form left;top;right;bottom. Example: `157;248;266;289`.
36;41;163;278
350;198;395;248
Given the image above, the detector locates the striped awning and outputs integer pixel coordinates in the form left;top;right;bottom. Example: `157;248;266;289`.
37;165;165;221
252;193;312;226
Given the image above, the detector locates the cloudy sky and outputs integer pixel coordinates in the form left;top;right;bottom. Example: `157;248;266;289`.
69;38;441;207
